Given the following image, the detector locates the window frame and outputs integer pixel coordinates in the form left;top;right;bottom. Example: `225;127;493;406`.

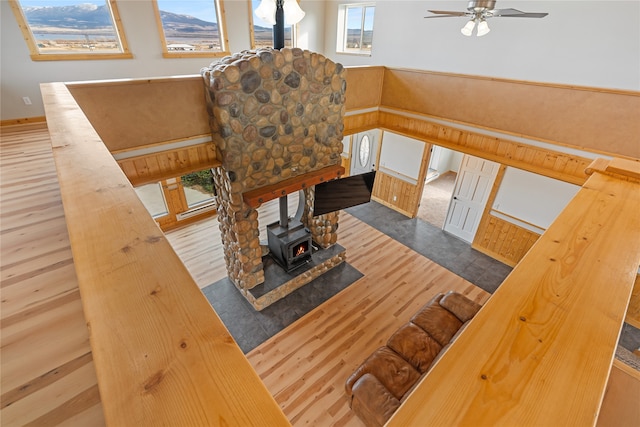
152;0;230;59
8;0;133;61
336;2;375;56
248;0;297;49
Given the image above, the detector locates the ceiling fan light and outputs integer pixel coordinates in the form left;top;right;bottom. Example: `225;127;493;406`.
461;20;475;36
476;19;490;36
255;0;277;26
283;0;305;25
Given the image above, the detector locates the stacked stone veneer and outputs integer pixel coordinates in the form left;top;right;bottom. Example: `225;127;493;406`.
201;47;346;292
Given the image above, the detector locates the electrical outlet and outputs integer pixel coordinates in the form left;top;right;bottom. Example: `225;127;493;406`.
22;97;32;105
393;195;397;202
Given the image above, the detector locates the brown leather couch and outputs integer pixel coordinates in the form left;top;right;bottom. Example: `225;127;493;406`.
345;291;482;427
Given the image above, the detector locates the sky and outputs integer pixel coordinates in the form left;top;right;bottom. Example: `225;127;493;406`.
19;0;276;28
157;0;218;23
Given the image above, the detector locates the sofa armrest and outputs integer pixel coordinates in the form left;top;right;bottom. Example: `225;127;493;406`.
351;373;401;427
439;291;482;323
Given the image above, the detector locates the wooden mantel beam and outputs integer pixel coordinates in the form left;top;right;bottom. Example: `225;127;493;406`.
243;164;345;208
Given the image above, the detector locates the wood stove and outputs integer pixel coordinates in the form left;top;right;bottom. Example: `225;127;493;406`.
266;195;312;272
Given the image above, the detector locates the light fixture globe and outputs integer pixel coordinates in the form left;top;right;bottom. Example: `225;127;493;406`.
476;19;491;36
255;0;277;26
283;0;305;25
460;19;476;36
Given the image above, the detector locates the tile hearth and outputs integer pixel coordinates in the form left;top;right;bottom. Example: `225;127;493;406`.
245;243;346;311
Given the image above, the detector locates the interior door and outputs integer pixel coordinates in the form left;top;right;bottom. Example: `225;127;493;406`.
350;130;378;175
443;155;499;243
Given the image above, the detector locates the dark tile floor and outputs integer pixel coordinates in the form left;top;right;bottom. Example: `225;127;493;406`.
345;201;640;354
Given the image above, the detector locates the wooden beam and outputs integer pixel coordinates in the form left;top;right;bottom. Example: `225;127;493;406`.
586;157;640;182
388;163;640;426
41;82;290;426
242;164;345;208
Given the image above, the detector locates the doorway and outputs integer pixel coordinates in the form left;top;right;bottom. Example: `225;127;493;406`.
417;146;462;228
443;155;499;243
350;130;379;176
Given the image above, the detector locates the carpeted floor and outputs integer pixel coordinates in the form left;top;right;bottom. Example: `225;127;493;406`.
417;171;456;228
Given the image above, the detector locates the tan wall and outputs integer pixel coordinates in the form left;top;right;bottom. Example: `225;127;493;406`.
597;360;640;427
67;77;210;152
344;66;384;111
65;66;640;162
379;69;640;160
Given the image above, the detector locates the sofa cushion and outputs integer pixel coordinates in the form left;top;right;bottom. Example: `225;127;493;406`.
387;323;443;373
439;291;482;323
411;301;463;347
351;373;401;427
345;346;421;400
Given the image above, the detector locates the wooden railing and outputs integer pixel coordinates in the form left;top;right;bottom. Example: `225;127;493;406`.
388;158;640;426
41;82;290;426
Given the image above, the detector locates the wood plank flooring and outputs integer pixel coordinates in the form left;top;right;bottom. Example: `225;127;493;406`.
1;124;487;426
246;213;490;426
0;124;105;426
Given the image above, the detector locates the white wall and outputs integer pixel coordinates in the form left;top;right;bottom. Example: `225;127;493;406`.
0;0;326;120
379;131;424;182
323;1;640;91
431;146;463;174
492;167;580;230
3;1;638;118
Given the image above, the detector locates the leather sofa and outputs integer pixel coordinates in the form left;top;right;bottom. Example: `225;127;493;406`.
345;291;482;427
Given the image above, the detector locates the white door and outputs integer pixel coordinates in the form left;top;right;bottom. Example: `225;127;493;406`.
350;130;378;175
444;155;499;243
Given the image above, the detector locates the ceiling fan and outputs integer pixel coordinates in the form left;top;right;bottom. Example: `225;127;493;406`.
425;0;549;37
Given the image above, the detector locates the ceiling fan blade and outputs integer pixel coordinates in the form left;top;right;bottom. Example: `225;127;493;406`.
424;14;468;18
426;10;469;17
492;8;548;18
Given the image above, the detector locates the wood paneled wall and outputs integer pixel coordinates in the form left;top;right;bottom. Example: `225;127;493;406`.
380;68;640;159
343;110;379;135
116;142;220;186
371;171;420;217
473;214;541;267
378;110;591;186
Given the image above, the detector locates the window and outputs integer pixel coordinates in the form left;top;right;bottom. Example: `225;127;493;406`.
153;0;229;58
249;0;295;49
359;134;371;167
337;3;375;55
8;0;132;61
133;169;217;230
182;170;215;208
135;183;169;218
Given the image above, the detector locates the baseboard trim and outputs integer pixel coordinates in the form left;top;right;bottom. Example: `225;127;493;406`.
1;116;46;127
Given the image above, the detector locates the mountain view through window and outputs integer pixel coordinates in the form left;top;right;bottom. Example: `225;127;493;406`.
155;0;224;53
17;0;124;54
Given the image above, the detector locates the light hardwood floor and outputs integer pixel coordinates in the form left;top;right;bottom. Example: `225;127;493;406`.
1;124;488;426
246;213;489;426
0;124;105;426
